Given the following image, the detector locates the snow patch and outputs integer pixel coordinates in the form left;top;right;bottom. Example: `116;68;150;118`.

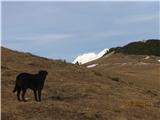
121;63;127;66
97;48;109;58
137;62;148;65
87;64;98;68
73;48;109;64
158;60;160;62
144;56;150;60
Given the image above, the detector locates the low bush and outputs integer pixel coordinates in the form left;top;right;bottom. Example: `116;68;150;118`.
108;76;120;82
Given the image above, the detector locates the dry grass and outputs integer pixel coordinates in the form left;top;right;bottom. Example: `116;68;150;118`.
1;47;160;120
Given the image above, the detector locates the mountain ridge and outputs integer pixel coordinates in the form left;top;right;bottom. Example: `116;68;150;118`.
73;39;160;65
106;39;160;56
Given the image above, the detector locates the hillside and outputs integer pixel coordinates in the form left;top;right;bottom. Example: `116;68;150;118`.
107;39;160;56
1;47;160;120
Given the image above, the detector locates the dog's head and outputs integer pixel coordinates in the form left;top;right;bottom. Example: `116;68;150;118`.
38;70;48;76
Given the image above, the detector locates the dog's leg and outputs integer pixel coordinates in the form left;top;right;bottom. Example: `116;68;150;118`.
22;89;27;102
38;90;42;102
17;90;21;101
34;90;38;101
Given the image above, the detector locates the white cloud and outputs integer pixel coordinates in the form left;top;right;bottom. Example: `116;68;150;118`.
5;33;73;45
115;14;159;24
95;31;132;38
2;33;74;51
23;34;72;42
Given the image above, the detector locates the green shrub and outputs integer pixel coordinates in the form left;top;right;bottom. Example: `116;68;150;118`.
92;70;102;76
108;76;120;82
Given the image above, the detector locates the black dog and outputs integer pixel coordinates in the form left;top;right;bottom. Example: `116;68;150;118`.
13;70;48;102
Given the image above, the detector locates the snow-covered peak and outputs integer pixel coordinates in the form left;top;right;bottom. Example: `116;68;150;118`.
97;48;108;58
72;48;109;64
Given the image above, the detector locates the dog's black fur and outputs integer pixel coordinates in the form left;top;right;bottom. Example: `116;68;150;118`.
13;70;48;102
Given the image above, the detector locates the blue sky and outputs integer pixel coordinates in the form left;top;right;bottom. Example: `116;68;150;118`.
2;1;159;62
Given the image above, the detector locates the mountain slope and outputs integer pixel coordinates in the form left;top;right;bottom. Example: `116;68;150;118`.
107;39;160;56
86;53;160;89
1;47;160;120
85;39;160;90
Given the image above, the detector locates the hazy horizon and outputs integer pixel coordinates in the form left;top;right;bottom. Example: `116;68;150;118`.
2;1;159;62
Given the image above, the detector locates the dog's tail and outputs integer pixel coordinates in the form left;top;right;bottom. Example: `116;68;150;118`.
13;89;16;93
13;88;17;93
13;85;17;93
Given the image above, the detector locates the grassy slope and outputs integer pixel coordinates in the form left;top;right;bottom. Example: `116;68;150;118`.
1;47;160;120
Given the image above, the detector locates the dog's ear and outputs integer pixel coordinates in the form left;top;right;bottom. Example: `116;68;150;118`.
38;70;42;74
44;71;48;75
39;70;48;75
